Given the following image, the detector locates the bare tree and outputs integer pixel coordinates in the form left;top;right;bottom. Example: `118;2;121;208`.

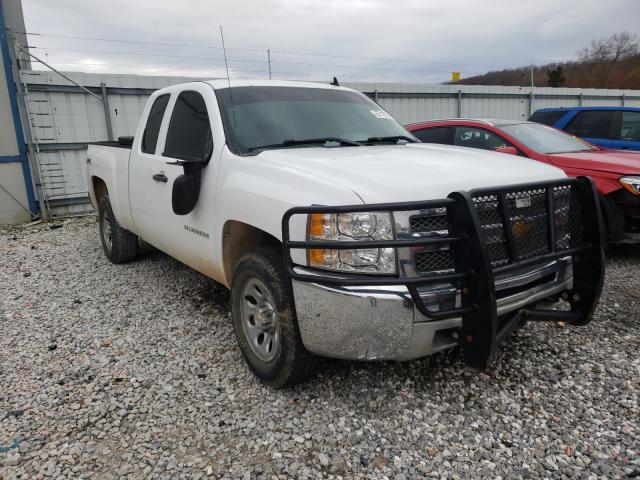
611;31;639;61
578;31;639;86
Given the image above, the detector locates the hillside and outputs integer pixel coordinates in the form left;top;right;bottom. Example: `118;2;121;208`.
457;53;640;89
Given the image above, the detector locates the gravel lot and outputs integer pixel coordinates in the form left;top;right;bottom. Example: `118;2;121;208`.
1;216;638;479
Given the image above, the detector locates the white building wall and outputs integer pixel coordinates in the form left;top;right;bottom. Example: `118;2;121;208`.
0;163;30;224
0;33;30;224
0;40;18;155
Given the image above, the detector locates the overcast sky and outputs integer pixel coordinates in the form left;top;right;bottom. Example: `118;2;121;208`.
19;0;640;83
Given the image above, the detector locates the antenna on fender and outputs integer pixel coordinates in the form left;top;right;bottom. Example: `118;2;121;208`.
219;26;238;133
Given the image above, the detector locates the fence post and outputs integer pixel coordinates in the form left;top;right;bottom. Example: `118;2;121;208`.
621;93;625;106
578;92;583;106
457;90;462;117
100;82;114;141
528;91;534;117
374;89;379;104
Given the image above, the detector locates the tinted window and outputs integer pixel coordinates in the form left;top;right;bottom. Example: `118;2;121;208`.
528;110;566;126
453;127;511;150
620;111;640;141
164;91;213;161
141;94;170;154
413;127;453;144
215;87;413;154
565;110;615;139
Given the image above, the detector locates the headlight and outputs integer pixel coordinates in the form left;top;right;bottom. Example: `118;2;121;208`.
307;212;396;274
620;176;640;196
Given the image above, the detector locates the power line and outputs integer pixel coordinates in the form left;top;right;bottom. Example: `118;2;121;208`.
39;60;268;75
30;46;483;77
31;46;226;61
23;31;508;69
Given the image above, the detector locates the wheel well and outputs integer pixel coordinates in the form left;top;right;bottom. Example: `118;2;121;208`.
600;192;624;243
92;177;108;204
222;220;280;286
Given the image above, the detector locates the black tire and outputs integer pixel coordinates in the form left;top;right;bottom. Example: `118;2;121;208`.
98;196;138;264
231;246;313;388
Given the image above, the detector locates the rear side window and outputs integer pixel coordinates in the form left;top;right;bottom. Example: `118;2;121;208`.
620;111;640;141
164;91;213;161
565;110;615;139
528;110;566;126
412;126;453;144
453;126;512;150
141;94;170;154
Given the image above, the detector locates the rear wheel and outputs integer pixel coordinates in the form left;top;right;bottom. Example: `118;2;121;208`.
98;196;138;264
231;246;313;388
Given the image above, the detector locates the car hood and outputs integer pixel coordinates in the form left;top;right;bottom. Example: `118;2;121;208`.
547;149;640;175
256;143;566;203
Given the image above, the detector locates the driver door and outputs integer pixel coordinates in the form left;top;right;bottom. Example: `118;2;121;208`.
130;84;220;277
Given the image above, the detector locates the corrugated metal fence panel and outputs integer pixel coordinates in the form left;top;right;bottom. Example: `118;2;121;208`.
19;73;640;216
39;149;87;199
107;93;150;139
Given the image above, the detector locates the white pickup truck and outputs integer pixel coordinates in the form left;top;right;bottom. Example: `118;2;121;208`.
87;80;604;388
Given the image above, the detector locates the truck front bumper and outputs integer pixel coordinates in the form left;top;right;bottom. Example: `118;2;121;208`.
292;257;573;361
283;177;605;369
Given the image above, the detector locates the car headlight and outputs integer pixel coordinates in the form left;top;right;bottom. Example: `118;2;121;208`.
307;212;396;274
620;176;640;196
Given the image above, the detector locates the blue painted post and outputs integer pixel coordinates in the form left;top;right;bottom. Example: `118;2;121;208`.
0;1;37;216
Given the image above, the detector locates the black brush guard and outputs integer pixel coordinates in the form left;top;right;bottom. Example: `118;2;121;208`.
282;177;605;369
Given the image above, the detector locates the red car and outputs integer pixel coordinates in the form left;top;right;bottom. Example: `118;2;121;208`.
406;119;640;245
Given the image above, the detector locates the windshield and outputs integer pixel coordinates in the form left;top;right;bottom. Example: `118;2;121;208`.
501;122;596;154
215;86;414;154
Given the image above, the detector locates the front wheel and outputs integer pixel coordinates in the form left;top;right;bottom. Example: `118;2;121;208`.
231;246;313;388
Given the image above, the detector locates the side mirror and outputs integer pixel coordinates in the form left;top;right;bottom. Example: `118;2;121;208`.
494;146;518;156
164;136;213;216
171;162;203;215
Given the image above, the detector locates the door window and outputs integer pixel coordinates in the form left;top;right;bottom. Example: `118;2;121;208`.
453;127;512;150
141;94;170;154
412;126;454;144
164;91;213;161
528;110;566;126
565;110;615;139
620;111;640;141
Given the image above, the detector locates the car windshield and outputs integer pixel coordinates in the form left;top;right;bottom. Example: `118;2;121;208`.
501;122;596;154
215;86;414;154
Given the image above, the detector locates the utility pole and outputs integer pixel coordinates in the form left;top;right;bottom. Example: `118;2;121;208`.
267;49;272;80
530;65;534;87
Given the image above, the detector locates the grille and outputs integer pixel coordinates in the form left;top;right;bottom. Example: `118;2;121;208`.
410;212;448;233
411;209;454;273
553;185;583;250
410;183;585;274
415;249;454;272
471;184;584;268
504;188;548;260
472;194;510;267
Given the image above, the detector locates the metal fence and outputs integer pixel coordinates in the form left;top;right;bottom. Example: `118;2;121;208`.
16;70;640;217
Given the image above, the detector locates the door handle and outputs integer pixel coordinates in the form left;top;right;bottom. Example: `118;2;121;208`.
152;173;168;183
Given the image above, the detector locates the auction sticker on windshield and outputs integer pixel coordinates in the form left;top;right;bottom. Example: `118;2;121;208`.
370;109;393;119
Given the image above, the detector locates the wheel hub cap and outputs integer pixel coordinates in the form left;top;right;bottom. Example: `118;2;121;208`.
240;278;281;363
101;211;112;251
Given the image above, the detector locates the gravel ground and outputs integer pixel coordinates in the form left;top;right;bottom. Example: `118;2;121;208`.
0;216;638;480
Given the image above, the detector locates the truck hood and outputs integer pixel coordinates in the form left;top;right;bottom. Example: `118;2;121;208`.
547;149;640;175
257;143;565;203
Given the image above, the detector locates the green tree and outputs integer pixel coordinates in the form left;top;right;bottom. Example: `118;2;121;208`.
547;65;566;87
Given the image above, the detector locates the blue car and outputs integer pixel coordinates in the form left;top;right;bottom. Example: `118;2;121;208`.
529;106;640;151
